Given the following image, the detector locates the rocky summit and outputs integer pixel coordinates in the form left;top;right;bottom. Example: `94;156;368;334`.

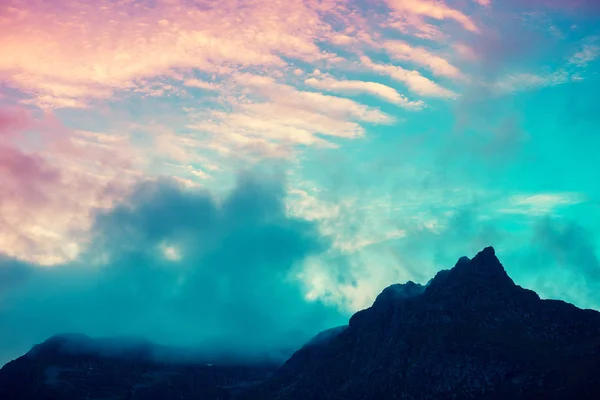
3;247;600;399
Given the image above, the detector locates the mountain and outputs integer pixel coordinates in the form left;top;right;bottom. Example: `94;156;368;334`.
0;333;279;400
2;247;600;399
242;247;600;399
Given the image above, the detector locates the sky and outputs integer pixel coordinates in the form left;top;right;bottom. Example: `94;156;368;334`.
1;0;600;366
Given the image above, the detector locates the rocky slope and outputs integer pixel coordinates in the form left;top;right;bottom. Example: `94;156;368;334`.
243;247;600;400
2;247;600;399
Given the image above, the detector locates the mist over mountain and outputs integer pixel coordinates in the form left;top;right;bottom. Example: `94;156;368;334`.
3;247;600;399
0;172;346;368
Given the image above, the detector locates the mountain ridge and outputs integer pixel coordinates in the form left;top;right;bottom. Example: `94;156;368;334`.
242;246;600;399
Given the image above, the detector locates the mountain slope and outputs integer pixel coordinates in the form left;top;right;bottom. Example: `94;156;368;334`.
0;334;279;400
243;247;600;400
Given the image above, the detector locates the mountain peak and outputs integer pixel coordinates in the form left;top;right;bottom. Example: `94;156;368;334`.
451;246;506;277
472;246;498;265
423;246;516;302
372;281;425;308
479;245;496;257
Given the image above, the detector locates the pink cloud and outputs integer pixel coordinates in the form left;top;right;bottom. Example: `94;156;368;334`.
0;0;342;107
0;108;33;139
183;73;398;156
184;79;221;91
304;75;424;109
0;0;471;173
383;40;463;78
361;56;457;98
385;15;447;41
452;43;479;61
385;0;479;32
0;147;59;188
0;0;474;112
232;73;394;125
0;107;144;265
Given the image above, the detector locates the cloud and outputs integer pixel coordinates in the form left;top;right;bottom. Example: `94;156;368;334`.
360;56;457;98
233;74;393;125
185;73;396;156
383;40;463;78
499;193;586;216
0;172;345;366
490;71;571;95
0;146;61;203
569;38;600;67
452;43;479;61
285;164;598;315
304;76;424;109
0;107;33;138
385;0;479;32
0;110;59;200
0;108;143;265
385;14;447;41
183;78;221;91
0;0;337;107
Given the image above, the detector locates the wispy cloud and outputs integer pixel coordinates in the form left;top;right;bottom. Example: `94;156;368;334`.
185;73;396;156
385;0;480;33
304;75;424;109
570;38;600;67
361;57;458;98
490;70;571;95
499;193;586;216
383;40;463;78
183;79;221;92
0;0;333;105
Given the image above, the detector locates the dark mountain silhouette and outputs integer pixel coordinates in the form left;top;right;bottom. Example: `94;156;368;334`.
0;334;280;400
3;247;600;399
243;247;600;399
